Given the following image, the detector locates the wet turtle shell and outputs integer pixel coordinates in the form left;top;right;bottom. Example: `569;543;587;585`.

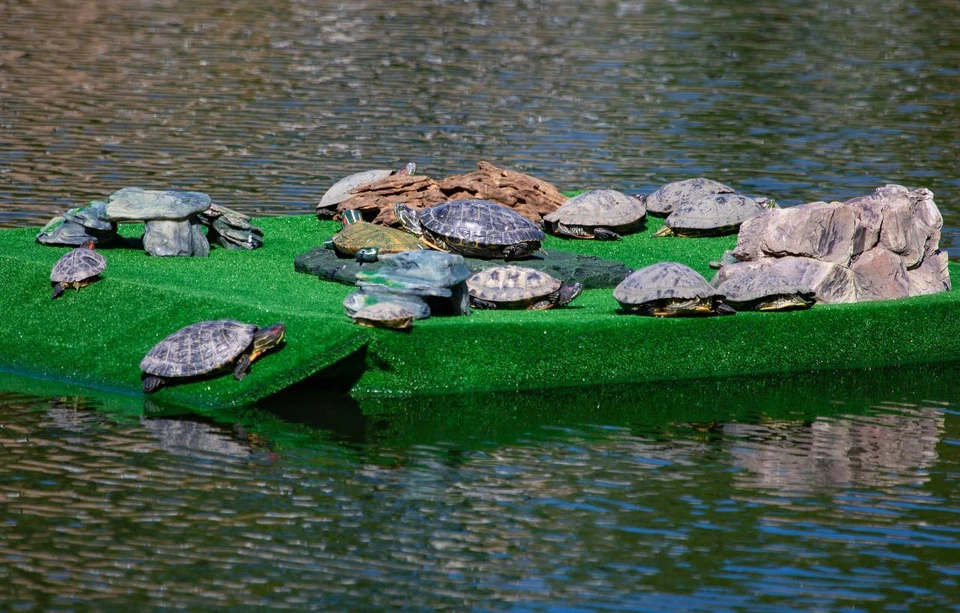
543;189;646;240
613;262;733;316
140;320;259;380
644;178;736;217
398;199;544;259
316;162;416;217
714;270;814;311
50;245;107;299
467;265;582;310
654;193;763;237
331;220;423;259
350;303;415;330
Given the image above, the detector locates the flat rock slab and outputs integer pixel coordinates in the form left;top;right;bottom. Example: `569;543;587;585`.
294;246;633;289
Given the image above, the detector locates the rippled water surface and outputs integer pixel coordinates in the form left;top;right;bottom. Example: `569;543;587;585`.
3;0;960;610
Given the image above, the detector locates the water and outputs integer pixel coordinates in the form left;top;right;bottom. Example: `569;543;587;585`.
2;0;960;609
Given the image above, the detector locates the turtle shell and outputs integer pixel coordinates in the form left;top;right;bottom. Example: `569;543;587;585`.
644;178;736;216
418;199;545;255
663;193;762;234
140;320;256;378
613;262;718;306
544;189;645;229
317;169;394;211
715;269;812;303
332;220;422;256
467;265;561;305
350;303;415;329
50;247;107;283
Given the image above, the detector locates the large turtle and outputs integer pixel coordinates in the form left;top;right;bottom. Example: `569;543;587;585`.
653;193;765;237
543;189;646;240
139;320;286;393
395;199;544;259
613;262;735;316
324;209;423;262
50;242;107;299
315;162;416;218
467;265;583;310
714;269;815;311
644;178;737;217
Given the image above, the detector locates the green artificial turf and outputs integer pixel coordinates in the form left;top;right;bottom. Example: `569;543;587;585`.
1;214;958;408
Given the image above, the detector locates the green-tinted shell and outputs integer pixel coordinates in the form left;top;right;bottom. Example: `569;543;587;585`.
613;262;719;306
50;247;107;284
332;221;423;256
467;265;561;305
418;199;544;256
139;320;256;378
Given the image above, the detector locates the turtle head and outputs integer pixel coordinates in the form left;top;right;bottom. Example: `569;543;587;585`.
252;322;286;355
355;247;379;264
82;239;97;250
394;203;422;235
340;209;364;228
557;282;584;307
396;162;417;176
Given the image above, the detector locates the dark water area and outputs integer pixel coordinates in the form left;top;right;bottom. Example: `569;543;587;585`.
2;0;960;610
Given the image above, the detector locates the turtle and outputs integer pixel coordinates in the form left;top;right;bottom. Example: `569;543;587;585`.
324;209;423;262
653;192;764;237
613;262;735;316
713;269;815;311
50;242;107;299
543;189;646;240
350;303;416;330
139;320;286;393
315;162;416;218
467;265;583;310
395;199;544;259
643;178;737;217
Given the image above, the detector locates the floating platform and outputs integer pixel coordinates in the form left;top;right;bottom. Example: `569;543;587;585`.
1;215;957;410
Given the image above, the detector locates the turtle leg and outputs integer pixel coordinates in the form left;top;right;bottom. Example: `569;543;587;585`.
652;225;675;237
471;298;498;310
142;376;165;394
529;300;553;310
51;283;66;300
592;227;621;241
233;353;252;380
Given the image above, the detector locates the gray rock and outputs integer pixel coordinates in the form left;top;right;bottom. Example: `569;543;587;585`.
64;201;116;232
294;245;633;289
104;187;211;221
143;218;210;257
210;215;264;250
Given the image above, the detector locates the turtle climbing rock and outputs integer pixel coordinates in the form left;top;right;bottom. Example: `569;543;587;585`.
50;242;107;299
316;162;416;218
325;209;423;262
613;262;734;316
395;199;544;259
139;320;286;393
543;189;646;240
467;265;583;310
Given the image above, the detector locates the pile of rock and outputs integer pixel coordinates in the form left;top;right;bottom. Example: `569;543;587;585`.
714;184;950;303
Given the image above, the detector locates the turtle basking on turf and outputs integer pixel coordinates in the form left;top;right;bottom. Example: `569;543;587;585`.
644;178;737;217
613;262;735;317
316;162;416;218
467;265;583;310
395;199;544;259
653;192;765;237
350;303;416;330
50;242;107;299
324;209;423;262
714;269;815;312
139;320;286;393
543;189;646;240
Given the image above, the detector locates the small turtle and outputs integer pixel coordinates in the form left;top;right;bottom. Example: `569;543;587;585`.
350;303;415;330
50;242;107;299
140;320;286;393
543;189;646;240
467;265;583;310
644;178;737;217
653;193;764;237
714;270;815;311
613;262;735;316
316;162;416;218
395;199;544;259
324;209;423;262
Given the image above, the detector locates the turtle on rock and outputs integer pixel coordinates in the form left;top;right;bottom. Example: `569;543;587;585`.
613;262;735;317
543;189;646;240
395;199;544;259
316;162;416;218
467;265;583;310
139;320;286;393
324;209;423;262
50;241;107;299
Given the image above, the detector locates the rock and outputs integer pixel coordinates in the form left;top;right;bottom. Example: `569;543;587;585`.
104;188;212;257
143;219;210;257
356;251;472;315
37;201;118;246
200;204;264;250
294;245;633;289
